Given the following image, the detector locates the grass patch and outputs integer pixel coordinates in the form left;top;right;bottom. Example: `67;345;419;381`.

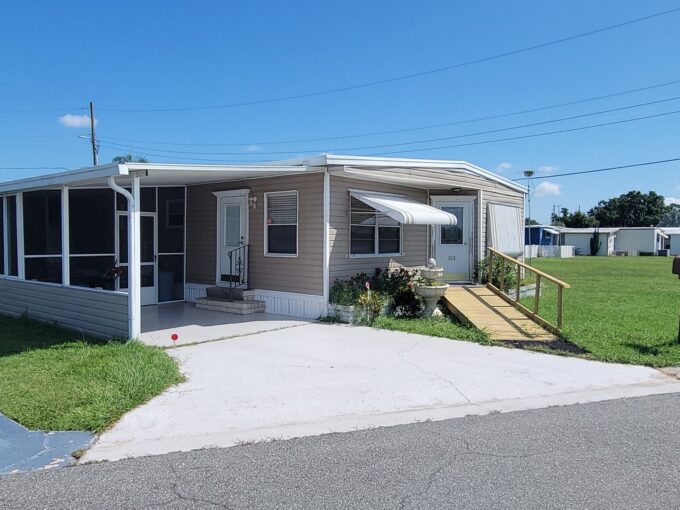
522;257;680;367
373;314;491;344
0;315;183;432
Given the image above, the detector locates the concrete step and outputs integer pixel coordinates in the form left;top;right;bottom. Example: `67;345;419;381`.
206;286;249;301
195;297;265;315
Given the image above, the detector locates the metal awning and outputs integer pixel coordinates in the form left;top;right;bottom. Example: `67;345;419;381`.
350;190;457;225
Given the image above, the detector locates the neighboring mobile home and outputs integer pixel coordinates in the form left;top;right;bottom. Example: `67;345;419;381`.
661;227;680;255
614;227;668;255
560;228;619;256
524;225;561;246
0;155;526;338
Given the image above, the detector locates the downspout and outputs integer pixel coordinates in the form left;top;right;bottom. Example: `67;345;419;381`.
322;168;330;315
107;175;140;339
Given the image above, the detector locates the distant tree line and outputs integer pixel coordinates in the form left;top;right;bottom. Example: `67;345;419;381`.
550;191;680;228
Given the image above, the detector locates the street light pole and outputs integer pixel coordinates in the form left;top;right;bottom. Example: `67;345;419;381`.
523;170;535;266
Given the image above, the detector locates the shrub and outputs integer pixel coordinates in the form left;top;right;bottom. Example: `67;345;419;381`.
329;280;361;305
372;267;418;295
329;267;419;307
474;256;517;289
390;288;424;318
354;291;387;325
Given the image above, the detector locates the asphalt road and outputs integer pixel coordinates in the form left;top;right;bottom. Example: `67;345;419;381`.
2;393;680;509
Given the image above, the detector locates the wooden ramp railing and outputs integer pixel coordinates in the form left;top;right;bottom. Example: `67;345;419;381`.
487;248;570;335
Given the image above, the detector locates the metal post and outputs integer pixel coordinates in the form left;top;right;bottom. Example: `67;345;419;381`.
129;176;141;338
61;186;70;285
16;192;24;279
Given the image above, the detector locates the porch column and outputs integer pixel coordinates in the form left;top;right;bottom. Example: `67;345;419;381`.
322;170;330;312
2;196;8;276
16;192;24;279
128;176;142;338
61;186;70;285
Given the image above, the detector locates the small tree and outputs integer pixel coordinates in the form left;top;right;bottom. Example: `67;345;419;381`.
589;228;602;256
112;154;149;164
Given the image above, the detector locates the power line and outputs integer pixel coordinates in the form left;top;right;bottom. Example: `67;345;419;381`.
95;142;270;164
96;7;680;113
0;106;86;114
511;157;680;181
0;166;70;170
99;78;680;147
95;109;680;163
370;109;680;156
0;135;74;140
95;95;680;156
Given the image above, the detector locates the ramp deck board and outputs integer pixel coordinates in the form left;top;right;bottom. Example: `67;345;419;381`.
444;286;557;342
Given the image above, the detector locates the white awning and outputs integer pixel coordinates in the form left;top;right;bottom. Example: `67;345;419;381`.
350;190;457;225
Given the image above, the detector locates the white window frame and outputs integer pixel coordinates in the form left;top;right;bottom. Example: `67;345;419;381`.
349;197;402;258
264;190;298;258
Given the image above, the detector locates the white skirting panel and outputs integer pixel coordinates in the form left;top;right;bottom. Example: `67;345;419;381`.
251;289;326;319
185;283;209;302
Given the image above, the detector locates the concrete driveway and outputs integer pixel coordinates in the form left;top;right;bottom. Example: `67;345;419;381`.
83;324;680;462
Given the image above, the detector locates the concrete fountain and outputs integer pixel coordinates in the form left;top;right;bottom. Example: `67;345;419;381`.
415;258;449;316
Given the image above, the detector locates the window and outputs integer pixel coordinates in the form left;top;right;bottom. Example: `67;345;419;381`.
440;206;463;245
69;189;115;289
350;197;401;256
23;190;62;283
7;195;18;276
0;197;4;275
265;191;297;256
69;189;114;254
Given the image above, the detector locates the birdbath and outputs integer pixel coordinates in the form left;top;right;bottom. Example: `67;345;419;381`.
415;258;450;316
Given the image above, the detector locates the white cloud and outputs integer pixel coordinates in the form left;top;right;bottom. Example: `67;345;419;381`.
534;181;561;197
495;161;512;173
245;144;259;152
537;165;558;175
665;197;680;206
58;113;95;128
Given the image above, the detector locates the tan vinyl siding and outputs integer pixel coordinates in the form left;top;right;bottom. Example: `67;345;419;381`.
329;176;429;280
186;173;324;295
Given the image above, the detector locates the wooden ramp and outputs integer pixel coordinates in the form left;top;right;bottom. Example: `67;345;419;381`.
444;286;557;342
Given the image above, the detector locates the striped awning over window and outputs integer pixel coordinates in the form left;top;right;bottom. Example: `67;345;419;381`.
349;190;457;226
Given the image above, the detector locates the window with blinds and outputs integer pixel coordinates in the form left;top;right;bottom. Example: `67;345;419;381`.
350;197;401;256
265;191;298;255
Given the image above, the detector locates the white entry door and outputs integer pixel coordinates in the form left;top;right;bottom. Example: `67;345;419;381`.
217;194;248;285
432;197;473;281
116;212;157;305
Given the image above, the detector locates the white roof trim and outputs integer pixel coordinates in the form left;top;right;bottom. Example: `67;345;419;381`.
350;189;457;226
0;154;524;194
298;154;526;193
0;164;127;194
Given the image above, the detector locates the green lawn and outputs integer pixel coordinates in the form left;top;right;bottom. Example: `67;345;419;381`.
524;257;680;366
373;315;490;344
0;316;183;432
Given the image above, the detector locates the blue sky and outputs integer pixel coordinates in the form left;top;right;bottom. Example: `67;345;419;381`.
1;0;679;222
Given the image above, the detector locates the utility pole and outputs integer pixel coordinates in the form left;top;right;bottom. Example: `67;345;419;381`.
89;101;98;166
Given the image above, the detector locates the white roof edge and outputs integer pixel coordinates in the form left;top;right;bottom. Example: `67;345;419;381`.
124;162;312;172
0;163;126;194
0;163;314;194
300;154;526;193
0;153;524;194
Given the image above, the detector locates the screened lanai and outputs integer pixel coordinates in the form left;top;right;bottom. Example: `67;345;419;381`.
0;162;313;339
